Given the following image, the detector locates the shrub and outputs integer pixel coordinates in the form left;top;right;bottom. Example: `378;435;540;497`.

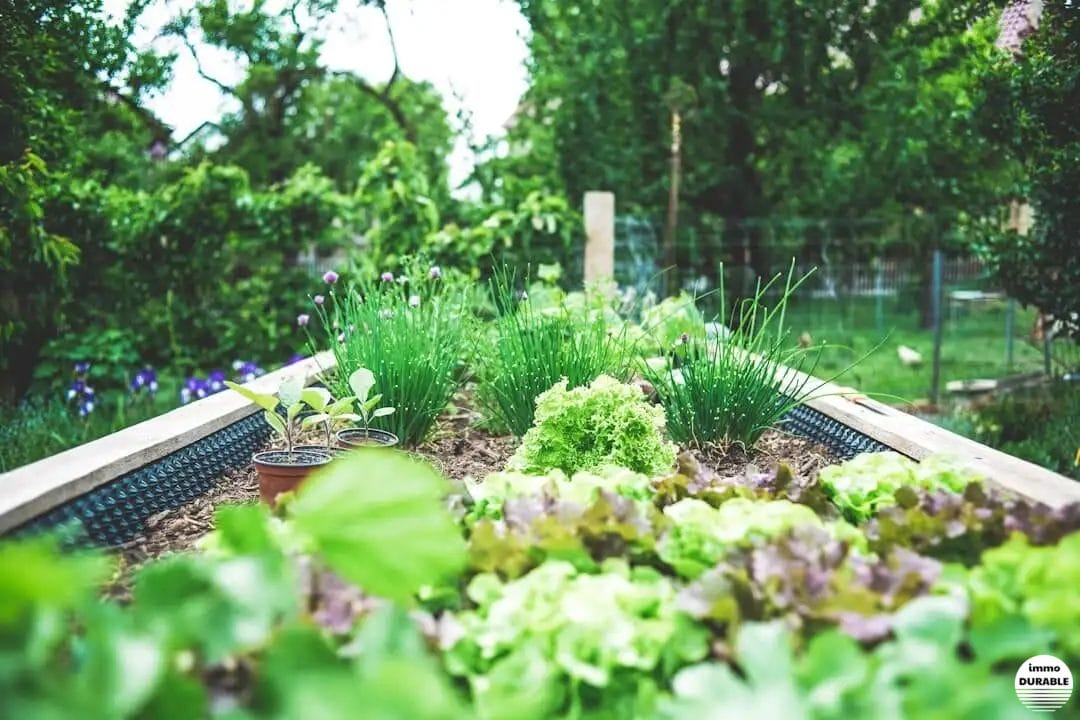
642;265;824;449
508;375;676;476
314;262;469;446
477;269;634;437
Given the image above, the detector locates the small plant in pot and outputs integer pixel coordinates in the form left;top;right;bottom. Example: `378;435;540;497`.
335;368;399;448
295;386;361;457
225;376;332;505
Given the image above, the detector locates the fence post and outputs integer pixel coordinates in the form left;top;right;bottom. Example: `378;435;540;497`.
583;191;615;284
1005;298;1016;371
930;248;944;405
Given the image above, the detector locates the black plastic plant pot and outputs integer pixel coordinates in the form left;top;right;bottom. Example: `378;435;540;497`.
252;449;332;506
335;427;400;449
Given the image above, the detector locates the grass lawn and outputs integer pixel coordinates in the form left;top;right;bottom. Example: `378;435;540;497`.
782;296;1047;402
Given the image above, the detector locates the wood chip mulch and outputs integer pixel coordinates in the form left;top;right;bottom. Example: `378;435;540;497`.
102;397;834;598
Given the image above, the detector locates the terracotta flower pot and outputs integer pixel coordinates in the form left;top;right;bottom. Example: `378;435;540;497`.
252;449;332;506
335;427;400;449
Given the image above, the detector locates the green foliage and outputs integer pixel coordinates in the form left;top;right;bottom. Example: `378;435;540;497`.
819;452;978;523
427;192;580;275
642;267;824;448
639;293;707;353
355;141;441;266
0;152;81;400
659;601;1037;720
657;497;860;579
979;5;1080;341
225;375;307;453
290;450;467;601
317;265;469;446
68;161;344;372
0;449;469;717
509;375;676;476
477;269;633;436
958;382;1080;481
444;559;708;717
966;532;1080;662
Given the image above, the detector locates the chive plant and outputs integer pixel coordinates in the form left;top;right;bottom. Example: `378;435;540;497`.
642;263;826;449
311;265;469;446
477;268;635;437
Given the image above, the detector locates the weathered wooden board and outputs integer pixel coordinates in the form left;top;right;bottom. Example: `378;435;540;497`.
0;352;337;534
784;365;1080;508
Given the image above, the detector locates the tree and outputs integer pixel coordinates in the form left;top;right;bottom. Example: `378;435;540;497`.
0;0;171;401
506;0;1008;289
169;0;453;195
979;2;1080;342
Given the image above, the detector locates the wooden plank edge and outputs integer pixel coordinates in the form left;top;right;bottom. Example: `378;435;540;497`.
785;366;1080;509
0;352;338;534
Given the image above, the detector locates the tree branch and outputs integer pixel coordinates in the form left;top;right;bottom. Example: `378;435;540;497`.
379;2;401;98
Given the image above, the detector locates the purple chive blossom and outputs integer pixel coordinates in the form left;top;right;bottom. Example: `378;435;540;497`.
297;313;310;327
380;271;394;283
313;295;325;306
408;294;421;308
429;265;442;280
323;270;339;284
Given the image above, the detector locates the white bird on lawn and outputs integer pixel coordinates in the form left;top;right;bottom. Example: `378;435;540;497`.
897;345;923;367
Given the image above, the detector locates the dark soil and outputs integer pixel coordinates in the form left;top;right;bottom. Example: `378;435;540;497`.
104;402;834;590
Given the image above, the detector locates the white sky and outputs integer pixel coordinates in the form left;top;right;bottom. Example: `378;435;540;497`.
105;0;530;191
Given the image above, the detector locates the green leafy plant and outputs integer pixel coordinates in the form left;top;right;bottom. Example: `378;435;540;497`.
345;367;396;430
641;264;828;449
818;452;978;523
508;375;677;476
314;265;468;446
225;376;307;454
477;268;634;437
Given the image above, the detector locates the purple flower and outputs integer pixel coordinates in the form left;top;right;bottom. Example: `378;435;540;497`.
429;266;442;280
74;361;90;375
297;313;310;327
232;362;263;383
209;370;227;392
380;272;394;283
323;270;339;284
286;353;305;366
313;295;325;306
130;367;158;395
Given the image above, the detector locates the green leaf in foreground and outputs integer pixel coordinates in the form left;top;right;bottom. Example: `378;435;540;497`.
288;449;467;601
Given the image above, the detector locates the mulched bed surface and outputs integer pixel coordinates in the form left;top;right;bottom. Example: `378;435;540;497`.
105;402;835;594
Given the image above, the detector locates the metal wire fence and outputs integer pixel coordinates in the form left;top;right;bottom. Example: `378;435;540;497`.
611;214;1053;403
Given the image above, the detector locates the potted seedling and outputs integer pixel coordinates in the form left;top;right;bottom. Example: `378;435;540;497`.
225;376;331;505
335;368;399;448
295;386;361;456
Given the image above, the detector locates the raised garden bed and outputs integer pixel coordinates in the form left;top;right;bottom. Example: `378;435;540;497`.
4;338;1080;717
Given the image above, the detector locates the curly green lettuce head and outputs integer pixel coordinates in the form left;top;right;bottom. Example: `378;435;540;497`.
819;452;981;522
509;375;677;476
